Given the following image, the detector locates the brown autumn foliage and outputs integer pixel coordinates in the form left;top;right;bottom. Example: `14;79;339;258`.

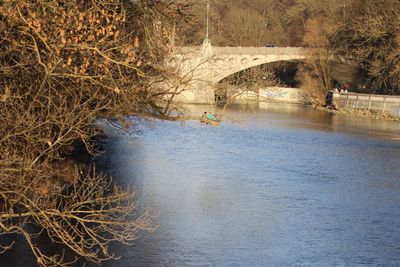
0;0;176;163
0;0;184;265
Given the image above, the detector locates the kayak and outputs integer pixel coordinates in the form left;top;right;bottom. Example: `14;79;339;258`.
200;116;221;126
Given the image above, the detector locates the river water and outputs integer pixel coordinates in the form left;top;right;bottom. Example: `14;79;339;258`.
2;103;400;266
96;104;400;266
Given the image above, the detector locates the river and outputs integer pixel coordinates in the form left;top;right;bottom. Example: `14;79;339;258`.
98;103;400;266
2;103;400;266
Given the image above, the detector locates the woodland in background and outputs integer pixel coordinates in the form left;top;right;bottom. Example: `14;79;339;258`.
176;0;400;98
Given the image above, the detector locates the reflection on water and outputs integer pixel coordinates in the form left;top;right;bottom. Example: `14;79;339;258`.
2;103;400;266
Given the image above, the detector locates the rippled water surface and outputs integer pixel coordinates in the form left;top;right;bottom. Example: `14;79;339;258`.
3;104;400;266
97;104;400;266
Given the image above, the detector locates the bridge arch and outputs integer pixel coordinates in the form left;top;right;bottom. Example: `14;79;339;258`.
205;47;307;83
170;45;359;104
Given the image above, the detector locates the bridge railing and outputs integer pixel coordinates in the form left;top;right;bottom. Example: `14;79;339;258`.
177;46;310;56
338;92;400;118
212;46;308;56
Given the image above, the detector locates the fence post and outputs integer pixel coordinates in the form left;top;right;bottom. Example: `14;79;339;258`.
368;95;372;111
355;95;359;110
382;96;386;115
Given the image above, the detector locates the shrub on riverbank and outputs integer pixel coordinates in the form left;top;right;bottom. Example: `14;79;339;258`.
0;0;189;265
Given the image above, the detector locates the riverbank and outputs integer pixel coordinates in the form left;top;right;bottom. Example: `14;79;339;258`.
171;101;400;124
316;105;400;122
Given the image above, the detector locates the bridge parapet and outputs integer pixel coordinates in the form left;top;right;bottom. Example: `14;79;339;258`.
177;46;311;56
212;46;309;56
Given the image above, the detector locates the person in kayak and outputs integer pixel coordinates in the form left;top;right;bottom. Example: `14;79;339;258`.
207;113;217;120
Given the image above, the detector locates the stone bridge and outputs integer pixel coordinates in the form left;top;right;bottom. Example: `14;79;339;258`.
166;43;311;104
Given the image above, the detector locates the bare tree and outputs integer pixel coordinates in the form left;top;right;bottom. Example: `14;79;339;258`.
0;0;185;265
299;16;337;104
330;0;400;94
0;166;153;266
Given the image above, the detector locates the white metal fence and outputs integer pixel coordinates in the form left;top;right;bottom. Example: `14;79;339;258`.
338;92;400;118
